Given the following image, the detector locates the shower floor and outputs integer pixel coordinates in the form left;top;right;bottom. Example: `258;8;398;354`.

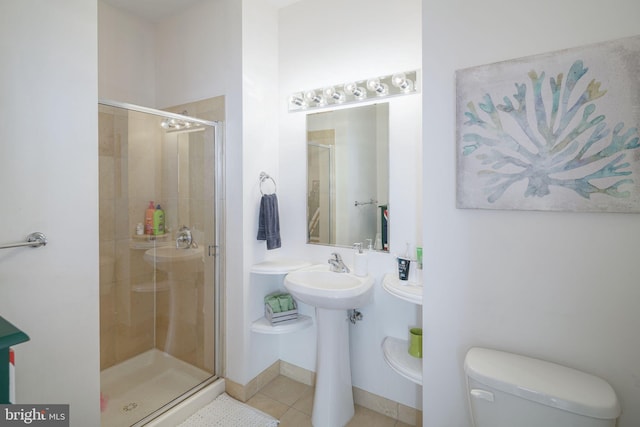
101;349;211;427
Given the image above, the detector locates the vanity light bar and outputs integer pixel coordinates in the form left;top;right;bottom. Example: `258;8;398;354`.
288;70;419;112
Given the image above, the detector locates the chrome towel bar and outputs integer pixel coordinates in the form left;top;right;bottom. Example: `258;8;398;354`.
0;232;47;250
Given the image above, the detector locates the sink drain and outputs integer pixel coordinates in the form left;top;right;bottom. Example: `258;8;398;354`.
122;402;138;412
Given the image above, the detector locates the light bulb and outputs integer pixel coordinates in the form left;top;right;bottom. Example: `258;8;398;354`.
323;87;346;103
366;78;388;95
304;90;327;106
304;90;317;101
289;93;307;108
344;82;366;99
391;72;414;92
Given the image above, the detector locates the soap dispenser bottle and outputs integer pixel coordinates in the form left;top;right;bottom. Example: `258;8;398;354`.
353;242;367;277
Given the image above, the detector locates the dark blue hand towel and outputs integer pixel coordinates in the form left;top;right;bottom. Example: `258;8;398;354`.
257;193;281;250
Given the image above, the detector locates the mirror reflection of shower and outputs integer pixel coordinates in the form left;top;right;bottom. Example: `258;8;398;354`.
307;141;334;244
306;103;389;250
98;98;224;427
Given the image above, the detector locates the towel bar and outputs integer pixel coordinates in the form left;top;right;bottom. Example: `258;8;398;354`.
0;232;47;250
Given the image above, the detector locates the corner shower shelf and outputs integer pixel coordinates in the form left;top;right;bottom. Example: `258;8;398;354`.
129;233;171;250
250;258;313;334
382;273;423;305
381;336;422;385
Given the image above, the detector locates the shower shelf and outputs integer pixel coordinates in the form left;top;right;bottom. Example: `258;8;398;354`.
130;234;172;250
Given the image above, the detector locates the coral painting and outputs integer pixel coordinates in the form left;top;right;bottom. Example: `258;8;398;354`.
456;36;640;212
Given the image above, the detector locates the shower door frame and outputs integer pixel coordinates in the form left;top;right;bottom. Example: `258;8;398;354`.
98;99;225;424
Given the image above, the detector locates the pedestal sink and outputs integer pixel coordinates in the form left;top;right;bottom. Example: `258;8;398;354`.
143;245;204;353
143;246;204;274
285;264;374;427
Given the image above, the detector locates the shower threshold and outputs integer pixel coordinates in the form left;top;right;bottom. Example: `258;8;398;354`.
100;349;212;427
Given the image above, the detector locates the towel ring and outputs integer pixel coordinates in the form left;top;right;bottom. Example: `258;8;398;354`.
259;172;277;195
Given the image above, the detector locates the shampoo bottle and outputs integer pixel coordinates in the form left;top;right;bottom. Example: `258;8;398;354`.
144;201;155;235
353;242;367;277
153;204;165;235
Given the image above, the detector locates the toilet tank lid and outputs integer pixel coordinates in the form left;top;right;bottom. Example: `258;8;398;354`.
464;347;620;419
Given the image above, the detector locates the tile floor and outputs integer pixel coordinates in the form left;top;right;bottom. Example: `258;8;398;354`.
245;375;414;427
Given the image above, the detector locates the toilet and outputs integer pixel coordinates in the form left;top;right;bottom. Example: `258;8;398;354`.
464;347;621;427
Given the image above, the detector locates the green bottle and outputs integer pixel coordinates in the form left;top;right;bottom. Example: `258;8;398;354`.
153;204;165;235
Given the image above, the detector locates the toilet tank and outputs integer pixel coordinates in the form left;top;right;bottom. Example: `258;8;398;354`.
464;347;620;427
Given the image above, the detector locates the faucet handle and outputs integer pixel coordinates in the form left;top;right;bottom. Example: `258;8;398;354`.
330;252;342;261
176;228;193;249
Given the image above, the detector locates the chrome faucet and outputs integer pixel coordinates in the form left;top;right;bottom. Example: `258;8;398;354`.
176;226;198;249
328;252;350;273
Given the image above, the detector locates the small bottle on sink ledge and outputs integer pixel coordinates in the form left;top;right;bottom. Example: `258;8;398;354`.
353;242;368;277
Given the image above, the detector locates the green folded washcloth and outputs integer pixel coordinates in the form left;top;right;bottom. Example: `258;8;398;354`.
278;294;294;311
265;296;281;313
264;292;295;313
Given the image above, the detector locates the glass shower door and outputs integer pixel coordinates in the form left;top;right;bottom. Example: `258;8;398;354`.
98;101;220;427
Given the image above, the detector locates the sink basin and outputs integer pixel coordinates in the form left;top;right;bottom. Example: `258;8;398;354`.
143;246;204;274
284;263;374;309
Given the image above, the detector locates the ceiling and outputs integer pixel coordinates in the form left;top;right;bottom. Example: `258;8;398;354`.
101;0;302;23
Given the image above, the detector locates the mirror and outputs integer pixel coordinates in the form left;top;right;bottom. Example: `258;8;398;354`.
306;103;389;251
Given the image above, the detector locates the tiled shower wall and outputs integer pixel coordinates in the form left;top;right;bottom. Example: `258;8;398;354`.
99;106;162;369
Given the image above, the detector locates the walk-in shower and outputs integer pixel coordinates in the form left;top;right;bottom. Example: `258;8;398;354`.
98;99;223;426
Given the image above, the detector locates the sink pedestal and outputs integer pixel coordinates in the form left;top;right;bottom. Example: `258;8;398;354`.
283;264;374;427
313;307;354;427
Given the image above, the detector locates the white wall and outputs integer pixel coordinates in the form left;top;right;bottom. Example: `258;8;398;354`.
277;0;423;408
99;1;157;106
242;0;282;383
153;0;248;387
0;1;100;425
154;0;240;109
422;0;640;426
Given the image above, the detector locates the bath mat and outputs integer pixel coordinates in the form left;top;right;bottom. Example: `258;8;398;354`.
178;393;279;427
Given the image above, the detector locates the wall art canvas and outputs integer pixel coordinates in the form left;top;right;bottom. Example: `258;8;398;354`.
456;35;640;212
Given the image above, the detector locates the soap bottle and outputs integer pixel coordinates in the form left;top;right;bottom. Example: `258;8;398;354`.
144;201;155;235
353;242;367;277
153;204;165;235
415;246;423;285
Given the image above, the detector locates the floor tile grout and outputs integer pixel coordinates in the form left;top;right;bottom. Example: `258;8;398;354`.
245;375;414;427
